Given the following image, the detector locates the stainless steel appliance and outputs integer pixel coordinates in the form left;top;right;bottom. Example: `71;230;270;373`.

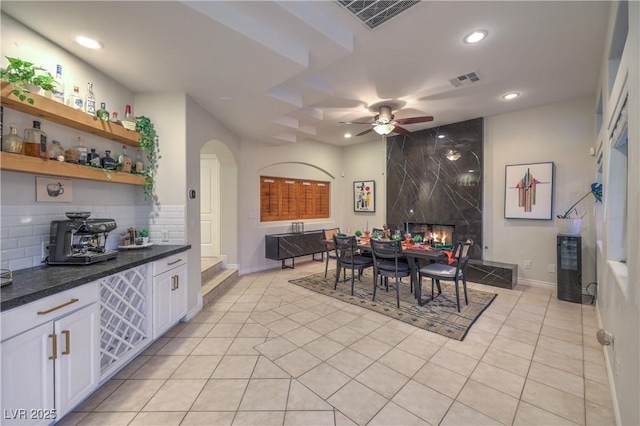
47;212;118;265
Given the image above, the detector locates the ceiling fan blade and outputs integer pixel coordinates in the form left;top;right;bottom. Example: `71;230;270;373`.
392;125;413;135
339;121;374;125
394;116;434;125
356;128;375;136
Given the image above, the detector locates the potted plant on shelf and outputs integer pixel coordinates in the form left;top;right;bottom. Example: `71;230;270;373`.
135;116;158;201
557;182;602;235
0;56;57;104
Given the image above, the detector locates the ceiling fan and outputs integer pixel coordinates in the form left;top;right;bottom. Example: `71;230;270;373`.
340;105;434;137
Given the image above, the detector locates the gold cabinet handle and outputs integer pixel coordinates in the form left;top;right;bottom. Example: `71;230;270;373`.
38;298;79;315
49;334;57;360
62;330;71;355
175;275;179;289
171;275;177;291
167;258;182;266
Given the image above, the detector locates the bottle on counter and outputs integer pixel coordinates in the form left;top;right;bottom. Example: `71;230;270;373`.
85;82;96;116
96;102;109;121
118;145;132;173
134;149;144;173
101;150;116;170
87;148;101;167
121;104;136;131
67;86;83;110
2;123;24;154
53;64;65;103
23;120;47;158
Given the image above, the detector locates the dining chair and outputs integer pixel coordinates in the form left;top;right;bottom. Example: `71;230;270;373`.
333;234;374;295
370;239;411;308
322;228;341;278
417;238;474;311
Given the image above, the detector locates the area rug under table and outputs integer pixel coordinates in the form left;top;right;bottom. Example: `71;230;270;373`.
289;270;497;341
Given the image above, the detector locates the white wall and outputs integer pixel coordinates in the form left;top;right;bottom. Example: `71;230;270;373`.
484;97;596;286
1;13;148;271
342;138;387;233
595;2;639;424
238;139;343;274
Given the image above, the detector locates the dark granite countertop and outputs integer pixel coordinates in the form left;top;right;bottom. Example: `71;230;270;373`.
1;244;191;312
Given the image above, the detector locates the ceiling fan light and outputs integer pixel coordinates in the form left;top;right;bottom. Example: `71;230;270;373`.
374;124;395;136
445;149;462;161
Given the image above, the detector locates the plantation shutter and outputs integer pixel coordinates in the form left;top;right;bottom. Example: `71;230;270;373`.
260;176;330;222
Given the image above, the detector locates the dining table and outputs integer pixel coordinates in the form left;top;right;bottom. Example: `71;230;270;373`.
323;236;450;305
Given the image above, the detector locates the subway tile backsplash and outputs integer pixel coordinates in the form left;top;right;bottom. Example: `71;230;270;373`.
0;204;185;271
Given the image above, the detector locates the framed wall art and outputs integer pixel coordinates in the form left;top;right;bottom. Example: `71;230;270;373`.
353;180;375;212
504;162;553;219
36;177;74;203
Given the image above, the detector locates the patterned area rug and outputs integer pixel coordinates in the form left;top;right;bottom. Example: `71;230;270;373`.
289;270;497;341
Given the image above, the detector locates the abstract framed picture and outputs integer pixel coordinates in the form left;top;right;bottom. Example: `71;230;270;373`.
353;180;375;212
504;162;553;219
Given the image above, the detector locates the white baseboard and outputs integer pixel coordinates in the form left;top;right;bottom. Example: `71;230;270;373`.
220;255;228;268
595;303;621;426
226;263;239;269
240;263;280;275
183;298;203;322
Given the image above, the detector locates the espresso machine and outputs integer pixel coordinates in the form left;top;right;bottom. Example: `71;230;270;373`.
47;212;118;265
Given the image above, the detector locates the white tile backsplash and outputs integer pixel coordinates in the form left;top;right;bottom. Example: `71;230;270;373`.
0;204;184;271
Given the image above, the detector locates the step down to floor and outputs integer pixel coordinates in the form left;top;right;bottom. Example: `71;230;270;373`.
201;257;223;282
202;268;238;306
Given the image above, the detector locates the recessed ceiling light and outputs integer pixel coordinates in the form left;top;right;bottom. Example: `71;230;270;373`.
463;30;488;44
437;134;445;139
503;92;520;100
75;35;103;49
344;133;352;138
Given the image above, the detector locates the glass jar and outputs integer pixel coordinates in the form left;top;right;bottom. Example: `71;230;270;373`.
2;123;24;154
48;140;64;160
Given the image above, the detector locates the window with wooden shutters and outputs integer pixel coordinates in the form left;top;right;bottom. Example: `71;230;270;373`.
260;176;330;222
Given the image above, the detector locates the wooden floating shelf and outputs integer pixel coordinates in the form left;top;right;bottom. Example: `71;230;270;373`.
1;82;140;147
0;152;145;186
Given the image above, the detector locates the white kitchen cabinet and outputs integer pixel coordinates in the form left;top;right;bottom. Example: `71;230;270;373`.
152;253;188;338
0;284;99;426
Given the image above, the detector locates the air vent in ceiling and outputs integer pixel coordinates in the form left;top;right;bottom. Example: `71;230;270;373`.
449;71;481;87
337;0;421;29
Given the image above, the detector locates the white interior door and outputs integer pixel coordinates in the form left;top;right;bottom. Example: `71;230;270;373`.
200;154;220;258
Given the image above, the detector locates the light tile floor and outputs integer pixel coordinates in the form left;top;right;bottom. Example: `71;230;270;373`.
60;261;615;426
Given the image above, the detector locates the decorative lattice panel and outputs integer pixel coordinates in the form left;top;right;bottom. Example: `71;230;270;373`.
99;266;148;373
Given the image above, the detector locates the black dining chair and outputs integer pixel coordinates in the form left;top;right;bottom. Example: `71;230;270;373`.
370;239;411;308
322;228;341;278
417;239;474;312
333;234;374;295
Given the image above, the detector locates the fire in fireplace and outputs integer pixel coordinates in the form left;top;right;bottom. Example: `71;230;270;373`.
405;223;455;248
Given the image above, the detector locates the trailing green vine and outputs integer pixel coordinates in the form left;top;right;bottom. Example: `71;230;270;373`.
135;116;158;201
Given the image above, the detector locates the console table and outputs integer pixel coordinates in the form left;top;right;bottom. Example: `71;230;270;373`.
265;231;325;269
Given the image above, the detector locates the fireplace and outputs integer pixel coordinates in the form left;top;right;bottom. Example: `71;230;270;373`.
406;223;455;248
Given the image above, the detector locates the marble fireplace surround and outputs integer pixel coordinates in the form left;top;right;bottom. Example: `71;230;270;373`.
386;118;517;289
386;118;484;260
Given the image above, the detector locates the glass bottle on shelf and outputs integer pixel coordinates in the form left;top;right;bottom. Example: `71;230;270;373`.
134;149;144;173
110;111;121;125
85;82;96;116
87;148;101;167
101;150;116;170
75;136;88;165
48;140;64;160
67;86;83;110
53;64;65;103
118;145;132;173
121;105;136;131
23;121;47;159
2;124;24;154
96;102;109;121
